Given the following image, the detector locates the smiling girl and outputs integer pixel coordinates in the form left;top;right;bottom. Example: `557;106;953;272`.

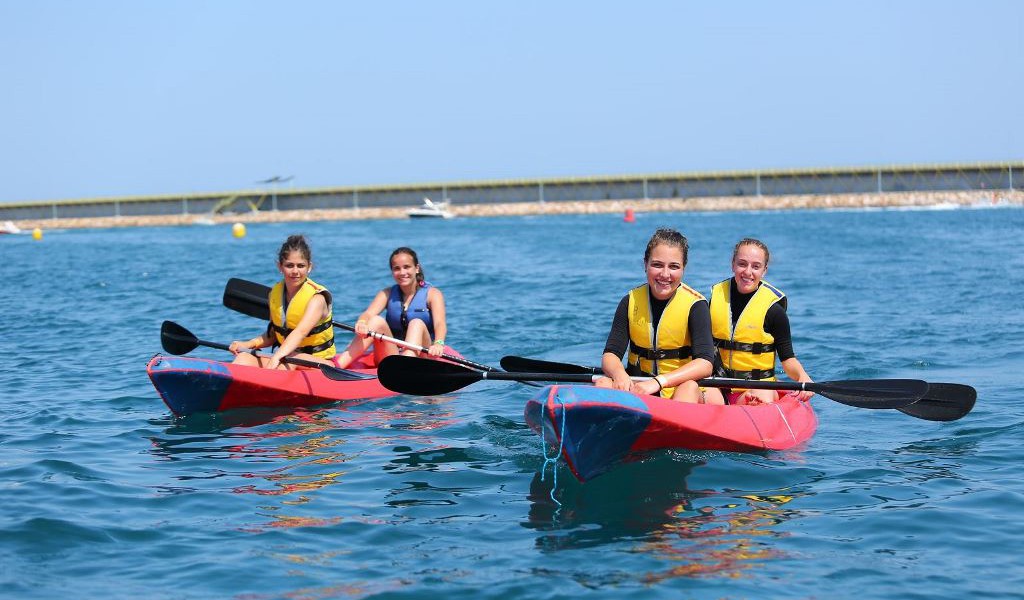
595;228;716;403
332;247;448;369
703;238;813;405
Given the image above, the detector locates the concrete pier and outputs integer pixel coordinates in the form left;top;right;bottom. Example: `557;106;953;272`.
7;189;1021;231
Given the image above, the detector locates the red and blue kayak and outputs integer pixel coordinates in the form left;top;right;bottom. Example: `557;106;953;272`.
525;385;817;481
147;353;393;417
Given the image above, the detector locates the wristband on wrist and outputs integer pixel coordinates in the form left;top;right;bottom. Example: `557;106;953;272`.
654;375;667;391
432;339;445;346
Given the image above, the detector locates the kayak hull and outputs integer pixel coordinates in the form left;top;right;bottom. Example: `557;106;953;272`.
147;354;394;417
524;385;817;481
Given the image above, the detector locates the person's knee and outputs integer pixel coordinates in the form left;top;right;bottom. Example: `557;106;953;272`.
676;380;698;394
403;318;432;344
671;380;701;403
233;353;258;366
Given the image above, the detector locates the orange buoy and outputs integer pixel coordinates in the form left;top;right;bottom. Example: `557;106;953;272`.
623;208;636;223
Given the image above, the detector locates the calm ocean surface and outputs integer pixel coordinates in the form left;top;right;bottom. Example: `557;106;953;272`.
2;206;1022;599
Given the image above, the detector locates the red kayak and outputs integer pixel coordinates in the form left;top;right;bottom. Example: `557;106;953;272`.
147;352;394;417
525;385;817;481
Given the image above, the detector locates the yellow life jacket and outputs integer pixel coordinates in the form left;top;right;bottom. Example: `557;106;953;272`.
268;278;336;359
709;278;785;381
626;282;704;398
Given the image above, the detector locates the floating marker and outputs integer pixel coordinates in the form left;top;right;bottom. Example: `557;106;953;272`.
232;223;246;238
32;228;43;240
623;208;636;223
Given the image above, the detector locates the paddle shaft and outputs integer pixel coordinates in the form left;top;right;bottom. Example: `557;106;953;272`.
201;337;331;370
499;355;975;421
160;321;373;380
377;355;929;411
454;370;909;395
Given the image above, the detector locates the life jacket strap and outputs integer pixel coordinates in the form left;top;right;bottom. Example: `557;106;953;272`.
296;337;335;355
630;345;693;360
271;320;332;337
713;338;776;354
720;367;776;380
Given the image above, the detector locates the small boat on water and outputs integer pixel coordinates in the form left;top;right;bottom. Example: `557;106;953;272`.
1;220;23;235
525;385;817;482
407;197;455;219
147;352;394;417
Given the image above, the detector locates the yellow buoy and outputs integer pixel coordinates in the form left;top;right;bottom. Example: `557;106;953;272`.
232;223;246;238
32;227;43;240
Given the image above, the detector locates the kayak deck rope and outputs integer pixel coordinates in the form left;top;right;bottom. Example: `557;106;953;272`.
737;404;768;449
774;402;797;443
539;395;567;508
738;401;799;448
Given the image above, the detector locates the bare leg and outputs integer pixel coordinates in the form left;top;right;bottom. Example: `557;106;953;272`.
702;387;727;406
334;315;392;368
402;319;432;356
670;380;703;404
232;352;265;367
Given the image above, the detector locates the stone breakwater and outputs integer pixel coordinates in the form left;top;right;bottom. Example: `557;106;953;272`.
11;189;1023;230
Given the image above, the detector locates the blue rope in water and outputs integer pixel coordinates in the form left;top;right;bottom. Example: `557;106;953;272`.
539;396;567;507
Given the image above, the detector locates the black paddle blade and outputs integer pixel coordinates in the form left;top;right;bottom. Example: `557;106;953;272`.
316;364;379;381
223;278;272;319
897;383;977;422
500;355;601;375
378;355;484;396
160;320;200;355
814;378;929;408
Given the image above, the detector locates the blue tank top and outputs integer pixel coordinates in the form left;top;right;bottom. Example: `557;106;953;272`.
385;283;434;338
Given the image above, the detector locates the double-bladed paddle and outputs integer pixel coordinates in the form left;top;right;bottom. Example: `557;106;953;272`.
499;355;976;422
377;354;933;411
159;320;375;381
222;277;497;373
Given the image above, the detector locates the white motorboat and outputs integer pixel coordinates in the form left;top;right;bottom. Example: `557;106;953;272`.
1;220;22;235
407;198;455;219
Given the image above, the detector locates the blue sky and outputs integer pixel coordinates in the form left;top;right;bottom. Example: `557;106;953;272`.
1;1;1020;203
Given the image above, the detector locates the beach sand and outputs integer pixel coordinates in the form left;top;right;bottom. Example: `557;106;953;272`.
10;189;1023;230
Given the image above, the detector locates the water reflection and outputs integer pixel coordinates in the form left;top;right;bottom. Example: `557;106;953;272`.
146;397;466;531
524;453;806;582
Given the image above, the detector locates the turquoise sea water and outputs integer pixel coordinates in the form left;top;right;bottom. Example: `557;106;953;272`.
1;206;1022;599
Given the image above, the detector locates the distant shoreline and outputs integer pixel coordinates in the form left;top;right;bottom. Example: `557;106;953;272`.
9;189;1022;230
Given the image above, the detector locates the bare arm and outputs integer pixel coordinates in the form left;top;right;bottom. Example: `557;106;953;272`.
781;356;814;400
354;289;390;335
655;357;713;392
601;351;634;391
426;287;447;356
